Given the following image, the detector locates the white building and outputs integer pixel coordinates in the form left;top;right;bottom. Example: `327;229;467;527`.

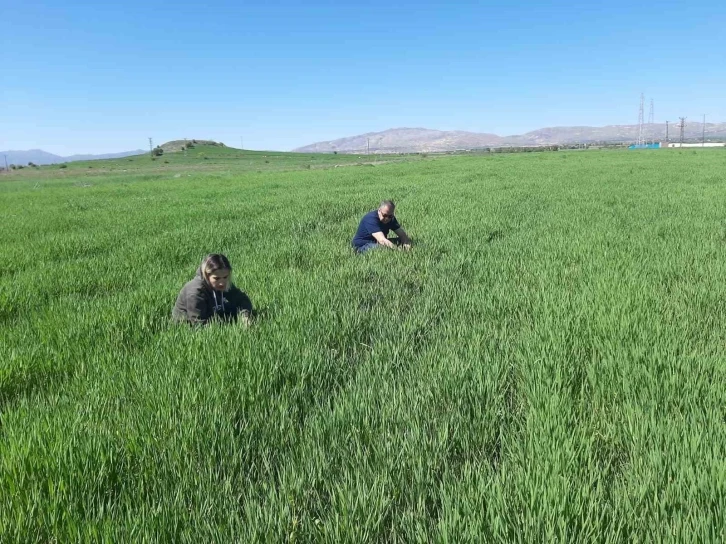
666;142;725;148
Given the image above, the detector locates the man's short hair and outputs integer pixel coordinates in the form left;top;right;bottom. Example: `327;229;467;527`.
379;200;395;210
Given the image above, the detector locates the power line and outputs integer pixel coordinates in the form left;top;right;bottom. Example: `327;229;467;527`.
679;117;686;147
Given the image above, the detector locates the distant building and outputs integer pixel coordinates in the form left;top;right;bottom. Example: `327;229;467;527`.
665;142;726;148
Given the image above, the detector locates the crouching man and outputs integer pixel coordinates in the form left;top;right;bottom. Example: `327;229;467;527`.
352;200;412;254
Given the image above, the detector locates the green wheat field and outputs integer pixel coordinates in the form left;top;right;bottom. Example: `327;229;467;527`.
1;146;725;542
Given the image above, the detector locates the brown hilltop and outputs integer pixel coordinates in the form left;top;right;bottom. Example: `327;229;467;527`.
159;140;225;152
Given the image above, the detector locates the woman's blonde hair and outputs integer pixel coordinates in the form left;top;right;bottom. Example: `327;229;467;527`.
201;254;233;292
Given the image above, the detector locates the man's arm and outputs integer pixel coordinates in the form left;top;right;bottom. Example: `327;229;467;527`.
372;231;397;249
393;228;412;247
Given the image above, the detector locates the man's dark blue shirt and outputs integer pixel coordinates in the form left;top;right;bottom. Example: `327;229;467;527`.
352;210;401;250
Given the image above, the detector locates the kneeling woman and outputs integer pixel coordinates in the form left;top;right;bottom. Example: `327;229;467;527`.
173;254;253;325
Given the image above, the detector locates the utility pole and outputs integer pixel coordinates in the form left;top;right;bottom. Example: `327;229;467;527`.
149;137;153;156
678;117;686;148
702;114;706;146
665;121;669;145
3;155;8;172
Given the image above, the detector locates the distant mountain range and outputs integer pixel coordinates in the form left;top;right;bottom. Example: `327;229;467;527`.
0;149;145;166
294;123;726;153
5;121;726;164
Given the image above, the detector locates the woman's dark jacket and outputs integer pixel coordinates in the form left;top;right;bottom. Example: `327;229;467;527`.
172;267;252;324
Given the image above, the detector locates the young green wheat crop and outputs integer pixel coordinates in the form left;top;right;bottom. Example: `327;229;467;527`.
1;148;725;542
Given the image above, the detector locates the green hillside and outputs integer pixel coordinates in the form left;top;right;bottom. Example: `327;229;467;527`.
10;144;420;177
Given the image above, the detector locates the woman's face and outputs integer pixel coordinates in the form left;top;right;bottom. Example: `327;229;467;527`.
207;268;230;291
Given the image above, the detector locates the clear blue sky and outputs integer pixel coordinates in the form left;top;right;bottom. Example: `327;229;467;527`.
2;0;725;154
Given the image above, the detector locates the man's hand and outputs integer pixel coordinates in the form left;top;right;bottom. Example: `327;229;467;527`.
379;238;396;249
393;228;412;250
373;231;395;249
